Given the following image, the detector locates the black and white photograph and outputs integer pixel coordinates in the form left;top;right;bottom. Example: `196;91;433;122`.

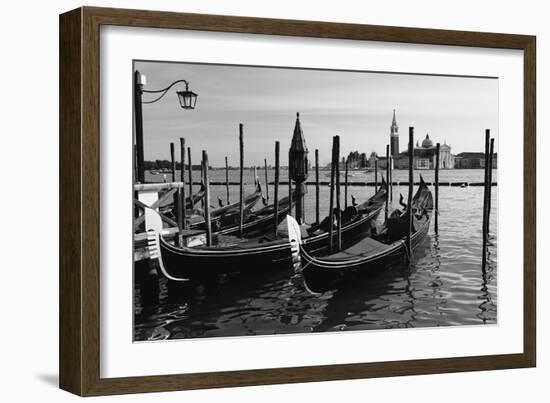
133;60;498;342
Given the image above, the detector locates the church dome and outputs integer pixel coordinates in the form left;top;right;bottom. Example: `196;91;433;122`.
421;134;433;148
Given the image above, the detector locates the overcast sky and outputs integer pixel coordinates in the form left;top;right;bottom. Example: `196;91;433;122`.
135;60;498;167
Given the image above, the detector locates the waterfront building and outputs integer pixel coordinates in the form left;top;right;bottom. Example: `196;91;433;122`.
384;110;454;169
454;152;498;169
392;134;454;170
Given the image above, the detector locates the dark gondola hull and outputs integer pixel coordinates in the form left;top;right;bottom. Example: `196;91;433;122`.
160;239;293;278
159;185;206;215
217;195;294;237
188;184;263;232
159;203;384;280
301;217;430;293
300;178;433;293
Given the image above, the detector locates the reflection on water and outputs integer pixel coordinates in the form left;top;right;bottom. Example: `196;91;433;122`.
134;169;497;341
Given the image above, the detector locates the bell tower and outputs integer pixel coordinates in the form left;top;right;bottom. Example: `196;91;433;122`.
390;109;399;157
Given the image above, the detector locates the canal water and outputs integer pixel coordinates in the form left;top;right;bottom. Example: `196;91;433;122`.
134;169;497;341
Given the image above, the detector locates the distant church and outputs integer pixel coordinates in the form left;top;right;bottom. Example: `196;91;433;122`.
375;110;454;170
390;109;399;157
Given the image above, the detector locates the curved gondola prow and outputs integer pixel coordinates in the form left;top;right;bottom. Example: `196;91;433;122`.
380;175;387;190
142;206;190;282
255;180;263;196
146;230;190;282
413;175;434;212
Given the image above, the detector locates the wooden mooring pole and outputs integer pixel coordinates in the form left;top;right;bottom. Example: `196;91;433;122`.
288;150;293;217
389;156;393;202
328;136;337;254
315;149;320;224
187;147;193;199
180;137;187;231
406;127;414;261
335;136;342;251
374;158;378;192
134;71;145;184
202;150;212;246
385;144;390;221
171;142;183;245
274;141;280;233
134;144;138;183
487;138;495;234
239;124;245;237
344;158;349;209
264;158;269;202
200;161;205;210
482;129;491;269
170;142;177;182
435;142;440;234
225;156;230;205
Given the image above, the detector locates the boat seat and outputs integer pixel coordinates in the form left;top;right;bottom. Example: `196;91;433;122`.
323;237;395;261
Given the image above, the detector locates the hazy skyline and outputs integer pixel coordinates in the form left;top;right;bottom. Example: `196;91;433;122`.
135;60;498;167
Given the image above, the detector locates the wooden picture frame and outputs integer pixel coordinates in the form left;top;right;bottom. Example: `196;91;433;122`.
59;6;536;396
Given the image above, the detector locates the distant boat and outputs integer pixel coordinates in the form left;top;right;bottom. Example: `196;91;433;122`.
149;168;171;175
324;171;358;178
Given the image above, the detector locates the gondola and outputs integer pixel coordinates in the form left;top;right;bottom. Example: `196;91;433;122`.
291;176;433;293
216;191;295;237
159;184;206;216
187;182;264;232
147;182;387;281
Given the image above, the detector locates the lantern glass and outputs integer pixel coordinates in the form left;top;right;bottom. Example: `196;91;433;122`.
176;90;198;110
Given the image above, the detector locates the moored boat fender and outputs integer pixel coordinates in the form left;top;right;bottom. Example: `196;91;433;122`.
286;215;303;271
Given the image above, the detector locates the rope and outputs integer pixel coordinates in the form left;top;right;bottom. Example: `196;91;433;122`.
403;241;412;262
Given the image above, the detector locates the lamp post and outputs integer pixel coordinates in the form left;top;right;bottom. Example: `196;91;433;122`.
288;112;309;224
133;70;198;183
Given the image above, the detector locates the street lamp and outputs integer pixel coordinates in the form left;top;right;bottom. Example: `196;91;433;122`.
133;70;198;183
